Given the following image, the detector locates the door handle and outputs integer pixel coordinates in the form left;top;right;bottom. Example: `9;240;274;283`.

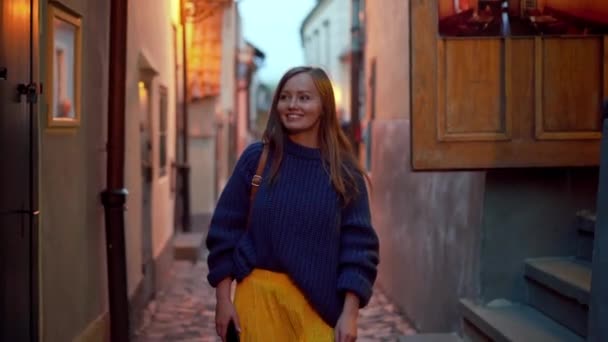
17;82;38;103
0;67;7;80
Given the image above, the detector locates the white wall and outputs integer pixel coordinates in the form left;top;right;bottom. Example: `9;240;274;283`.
124;0;179;296
301;0;351;116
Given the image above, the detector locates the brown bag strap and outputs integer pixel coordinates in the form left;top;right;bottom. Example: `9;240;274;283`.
247;144;269;228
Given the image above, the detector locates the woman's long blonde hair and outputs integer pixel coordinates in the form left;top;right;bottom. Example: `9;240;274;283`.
262;66;368;205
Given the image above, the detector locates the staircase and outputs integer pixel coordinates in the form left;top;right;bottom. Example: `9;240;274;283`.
460;211;596;342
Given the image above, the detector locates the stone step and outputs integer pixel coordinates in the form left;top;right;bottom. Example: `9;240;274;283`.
399;333;462;342
460;298;584;342
576;210;596;235
575;210;596;262
524;257;591;337
173;232;205;263
577;231;594;262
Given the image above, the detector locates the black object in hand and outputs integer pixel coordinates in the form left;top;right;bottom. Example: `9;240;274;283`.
226;319;240;342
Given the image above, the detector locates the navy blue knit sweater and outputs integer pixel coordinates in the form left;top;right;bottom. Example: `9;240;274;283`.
205;139;379;326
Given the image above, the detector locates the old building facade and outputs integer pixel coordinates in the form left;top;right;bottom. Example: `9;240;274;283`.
300;0;352;124
1;0;183;340
365;0;605;339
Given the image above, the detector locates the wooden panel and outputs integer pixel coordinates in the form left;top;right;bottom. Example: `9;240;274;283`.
437;39;511;141
535;37;603;140
510;39;536;140
411;0;602;170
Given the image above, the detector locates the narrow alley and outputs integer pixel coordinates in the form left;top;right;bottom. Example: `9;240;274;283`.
133;249;415;341
1;0;607;341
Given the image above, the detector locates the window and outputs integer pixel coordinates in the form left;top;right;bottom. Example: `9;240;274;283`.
159;85;168;176
314;29;320;65
323;20;330;69
305;37;312;63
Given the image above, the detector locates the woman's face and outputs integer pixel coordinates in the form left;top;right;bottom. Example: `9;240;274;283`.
276;73;322;138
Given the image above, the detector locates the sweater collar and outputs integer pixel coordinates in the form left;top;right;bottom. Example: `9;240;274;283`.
284;137;322;160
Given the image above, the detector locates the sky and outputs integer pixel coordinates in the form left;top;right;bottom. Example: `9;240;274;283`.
237;0;317;85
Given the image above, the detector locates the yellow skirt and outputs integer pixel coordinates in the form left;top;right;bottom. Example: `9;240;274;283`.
234;269;334;342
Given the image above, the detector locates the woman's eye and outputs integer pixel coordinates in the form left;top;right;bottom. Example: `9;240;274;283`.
299;95;310;101
279;94;289;100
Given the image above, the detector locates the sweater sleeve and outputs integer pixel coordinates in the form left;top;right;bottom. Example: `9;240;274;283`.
336;175;380;308
205;142;263;287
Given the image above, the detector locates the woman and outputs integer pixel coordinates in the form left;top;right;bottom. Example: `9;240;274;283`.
206;66;379;342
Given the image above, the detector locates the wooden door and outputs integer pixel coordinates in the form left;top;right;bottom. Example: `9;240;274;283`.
0;0;39;341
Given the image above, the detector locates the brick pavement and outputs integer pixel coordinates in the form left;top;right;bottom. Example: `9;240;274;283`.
133;252;416;341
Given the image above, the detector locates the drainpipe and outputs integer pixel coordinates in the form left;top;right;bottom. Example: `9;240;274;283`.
101;0;130;340
349;0;362;155
588;100;608;342
180;0;192;232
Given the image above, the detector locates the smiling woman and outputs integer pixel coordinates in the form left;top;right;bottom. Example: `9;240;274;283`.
206;66;379;342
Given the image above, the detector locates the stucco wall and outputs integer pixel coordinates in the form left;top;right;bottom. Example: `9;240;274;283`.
189;99;217;217
365;0;484;332
39;0;110;340
481;168;599;303
216;4;237;193
124;0;178;297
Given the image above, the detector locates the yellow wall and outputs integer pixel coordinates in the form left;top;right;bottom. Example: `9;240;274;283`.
217;3;237;191
124;0;178;297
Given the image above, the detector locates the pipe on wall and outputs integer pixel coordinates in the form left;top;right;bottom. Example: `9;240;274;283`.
349;0;363;155
101;0;130;340
178;0;192;232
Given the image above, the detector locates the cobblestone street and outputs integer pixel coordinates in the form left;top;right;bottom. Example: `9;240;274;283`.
134;251;416;341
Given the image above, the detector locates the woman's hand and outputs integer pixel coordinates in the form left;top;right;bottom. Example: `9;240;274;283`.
215;278;241;341
335;292;360;342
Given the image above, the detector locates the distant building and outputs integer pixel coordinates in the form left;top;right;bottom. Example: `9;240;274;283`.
300;0;352;124
251;82;273;140
236;41;266;155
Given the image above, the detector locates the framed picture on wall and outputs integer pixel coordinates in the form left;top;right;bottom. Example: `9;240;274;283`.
46;3;82;128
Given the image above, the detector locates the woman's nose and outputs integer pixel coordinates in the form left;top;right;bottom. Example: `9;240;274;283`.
288;97;298;109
